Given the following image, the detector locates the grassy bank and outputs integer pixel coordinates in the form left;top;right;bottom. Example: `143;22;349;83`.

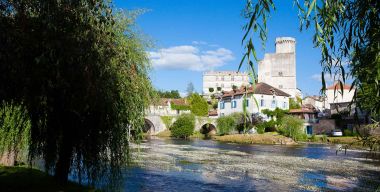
0;166;94;192
305;135;363;145
213;132;297;145
155;130;208;139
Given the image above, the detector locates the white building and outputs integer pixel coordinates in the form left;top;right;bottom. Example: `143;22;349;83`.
303;96;328;112
326;83;354;106
258;37;301;98
149;98;191;116
218;83;291;117
203;71;249;95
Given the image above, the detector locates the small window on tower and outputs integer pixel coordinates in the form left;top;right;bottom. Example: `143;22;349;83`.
279;72;283;76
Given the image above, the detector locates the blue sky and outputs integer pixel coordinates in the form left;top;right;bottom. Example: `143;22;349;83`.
115;0;330;97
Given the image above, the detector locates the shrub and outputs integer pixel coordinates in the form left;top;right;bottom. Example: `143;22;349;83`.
189;93;208;116
216;116;236;135
343;129;353;136
309;134;318;142
170;114;195;138
255;123;265;134
278;115;305;141
321;134;328;142
208;87;214;93
160;116;173;130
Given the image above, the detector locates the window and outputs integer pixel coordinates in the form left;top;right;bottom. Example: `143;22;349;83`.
279;72;283;76
271;100;276;108
232;100;237;108
244;99;249;107
220;102;225;109
260;99;265;107
283;101;287;109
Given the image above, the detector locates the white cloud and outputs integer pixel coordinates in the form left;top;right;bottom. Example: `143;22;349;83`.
311;73;335;82
149;45;234;71
311;73;352;83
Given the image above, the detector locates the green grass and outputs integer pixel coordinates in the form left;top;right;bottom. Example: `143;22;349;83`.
0;166;95;192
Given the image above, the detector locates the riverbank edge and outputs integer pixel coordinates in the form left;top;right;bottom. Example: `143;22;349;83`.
154;131;363;146
0;166;95;192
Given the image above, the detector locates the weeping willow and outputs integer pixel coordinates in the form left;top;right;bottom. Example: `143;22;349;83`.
0;0;154;188
0;102;30;165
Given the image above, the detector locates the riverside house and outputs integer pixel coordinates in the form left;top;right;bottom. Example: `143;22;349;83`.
218;83;291;117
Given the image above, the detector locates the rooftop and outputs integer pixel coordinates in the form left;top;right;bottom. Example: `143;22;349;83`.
203;71;248;75
221;82;291;98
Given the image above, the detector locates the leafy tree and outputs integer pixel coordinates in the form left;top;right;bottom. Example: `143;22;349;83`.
0;1;153;185
157;90;181;98
186;82;195;96
0;102;30;165
278;115;307;141
170;114;195;138
189;93;208;116
289;98;301;109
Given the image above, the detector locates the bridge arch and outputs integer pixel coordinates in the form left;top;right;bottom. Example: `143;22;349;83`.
200;123;217;135
143;118;155;133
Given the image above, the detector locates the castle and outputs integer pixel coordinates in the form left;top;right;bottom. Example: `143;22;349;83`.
258;37;301;98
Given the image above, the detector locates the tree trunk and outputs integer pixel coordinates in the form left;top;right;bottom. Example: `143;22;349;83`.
54;140;73;184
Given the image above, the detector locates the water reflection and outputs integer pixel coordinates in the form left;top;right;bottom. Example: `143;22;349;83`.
123;137;380;192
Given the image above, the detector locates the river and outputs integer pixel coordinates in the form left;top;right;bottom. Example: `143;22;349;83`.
122;137;380;191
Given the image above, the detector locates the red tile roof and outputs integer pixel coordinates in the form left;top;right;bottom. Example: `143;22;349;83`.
327;83;352;90
221;83;291;98
208;110;218;116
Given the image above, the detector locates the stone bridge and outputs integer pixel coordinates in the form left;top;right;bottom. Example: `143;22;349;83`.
144;115;217;135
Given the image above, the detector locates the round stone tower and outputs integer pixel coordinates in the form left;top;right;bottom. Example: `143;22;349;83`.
275;37;296;53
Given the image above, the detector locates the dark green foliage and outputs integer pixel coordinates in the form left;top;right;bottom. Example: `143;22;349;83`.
208;88;214;93
212;102;218;110
170;114;195;138
278;115;306;141
0;102;30;163
189;93;208;116
261;108;288;128
157;90;181;99
216;116;236;135
0;166;93;191
0;1;153;185
232;85;238;90
217;87;222;92
343;129;353;136
255;123;265;134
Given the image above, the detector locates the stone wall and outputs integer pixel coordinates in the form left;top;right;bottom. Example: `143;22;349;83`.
312;119;336;135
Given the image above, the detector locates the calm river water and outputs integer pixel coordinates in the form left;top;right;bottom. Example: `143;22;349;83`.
122;137;380;192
